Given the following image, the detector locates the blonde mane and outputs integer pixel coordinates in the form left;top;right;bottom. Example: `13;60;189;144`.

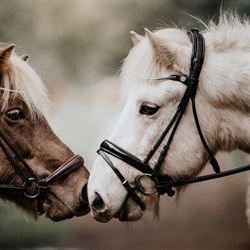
0;46;49;118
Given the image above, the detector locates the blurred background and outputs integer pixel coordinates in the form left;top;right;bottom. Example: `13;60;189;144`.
0;0;250;249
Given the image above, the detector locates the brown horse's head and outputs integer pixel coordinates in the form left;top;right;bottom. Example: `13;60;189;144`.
0;44;89;221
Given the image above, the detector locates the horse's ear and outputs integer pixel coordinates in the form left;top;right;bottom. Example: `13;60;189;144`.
144;28;189;73
20;54;29;62
0;44;15;72
130;31;143;46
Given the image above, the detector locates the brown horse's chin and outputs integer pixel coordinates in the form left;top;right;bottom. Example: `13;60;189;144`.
72;201;90;217
115;198;144;222
43;194;90;222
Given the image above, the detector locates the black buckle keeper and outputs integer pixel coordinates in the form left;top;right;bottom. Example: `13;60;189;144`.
156;184;176;196
209;158;221;173
37;179;48;189
122;179;132;190
187;78;198;98
154;175;176;196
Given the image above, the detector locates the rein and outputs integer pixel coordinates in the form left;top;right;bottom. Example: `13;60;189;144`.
0;130;84;215
97;29;250;211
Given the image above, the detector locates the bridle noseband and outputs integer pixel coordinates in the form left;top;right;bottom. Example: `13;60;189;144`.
97;29;250;211
0;130;84;215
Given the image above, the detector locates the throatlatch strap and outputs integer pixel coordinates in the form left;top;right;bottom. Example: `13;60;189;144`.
101;140;153;175
191;97;220;173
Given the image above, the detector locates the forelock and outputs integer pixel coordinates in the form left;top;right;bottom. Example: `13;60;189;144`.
0;52;50;119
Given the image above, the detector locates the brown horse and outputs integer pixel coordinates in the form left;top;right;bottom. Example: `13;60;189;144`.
0;44;89;221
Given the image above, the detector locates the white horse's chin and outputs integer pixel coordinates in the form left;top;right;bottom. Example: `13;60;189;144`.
114;198;144;222
91;198;144;223
91;210;113;223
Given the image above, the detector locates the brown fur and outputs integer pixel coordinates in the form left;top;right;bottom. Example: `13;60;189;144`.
0;44;90;221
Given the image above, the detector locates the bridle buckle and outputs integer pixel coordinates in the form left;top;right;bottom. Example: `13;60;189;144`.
24;178;40;199
37;179;48;189
135;174;158;196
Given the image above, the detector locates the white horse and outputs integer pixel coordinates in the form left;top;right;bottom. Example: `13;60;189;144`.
88;13;250;223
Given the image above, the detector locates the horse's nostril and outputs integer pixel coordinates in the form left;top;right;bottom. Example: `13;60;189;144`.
92;192;106;212
82;183;88;203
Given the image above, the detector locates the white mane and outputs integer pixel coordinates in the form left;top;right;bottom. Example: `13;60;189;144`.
205;13;250;52
0;48;49;118
121;12;250;92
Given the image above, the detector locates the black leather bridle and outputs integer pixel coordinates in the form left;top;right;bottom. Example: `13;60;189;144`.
97;29;250;211
0;130;84;215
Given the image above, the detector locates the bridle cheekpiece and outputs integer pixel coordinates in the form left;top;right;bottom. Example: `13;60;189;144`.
0;129;84;215
97;29;250;211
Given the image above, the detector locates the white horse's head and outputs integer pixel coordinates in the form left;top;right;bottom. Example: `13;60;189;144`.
88;14;250;222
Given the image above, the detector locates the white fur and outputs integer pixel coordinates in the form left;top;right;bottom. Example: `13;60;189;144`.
88;13;250;223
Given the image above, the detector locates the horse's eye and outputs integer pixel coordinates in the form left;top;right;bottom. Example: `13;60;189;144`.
139;104;159;115
5;109;24;120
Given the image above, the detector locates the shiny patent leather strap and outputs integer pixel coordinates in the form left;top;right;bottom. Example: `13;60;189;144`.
98;149;146;211
100;141;153;174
